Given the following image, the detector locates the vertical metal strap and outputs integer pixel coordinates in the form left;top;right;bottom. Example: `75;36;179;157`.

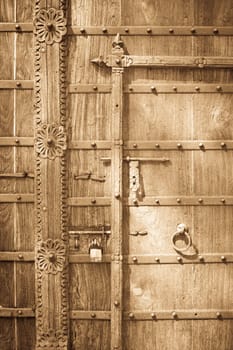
111;66;124;350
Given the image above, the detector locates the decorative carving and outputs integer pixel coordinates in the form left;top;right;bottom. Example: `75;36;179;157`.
37;329;67;349
37;239;66;274
36;123;67;160
34;8;67;45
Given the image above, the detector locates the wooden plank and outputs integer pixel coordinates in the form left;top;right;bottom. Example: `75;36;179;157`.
0;308;35;317
16;91;33;136
68;84;112;93
16;263;35;307
68;141;111;149
194;0;233;25
0;23;33;31
0;2;14;22
0;137;34;146
0;91;14;136
0;147;14;193
70;311;111;319
0;319;15;350
70;320;110;350
0;194;34;203
121;0;193;26
0;33;14;79
68;197;111;206
16;204;35;251
0;204;14;251
69;0;120;26
16;33;33;80
124;141;233;149
0;252;34;261
127;196;233;206
0;263;14;307
17;319;36;350
69;264;111;310
68;94;111;140
68;26;233;36
0;80;34;89
15;147;34;193
16;0;33;23
125;84;233;93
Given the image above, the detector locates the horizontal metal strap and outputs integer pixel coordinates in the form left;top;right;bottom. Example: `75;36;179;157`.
122;55;233;68
0;80;34;89
0;137;34;146
70;311;111;320
0;23;33;32
0;172;34;178
125;83;233;93
124;310;233;320
68;141;111;150
0;308;35;318
125;140;232;150
69;84;111;93
127;254;233;264
68;26;233;36
0;194;34;203
101;157;170;162
0;252;34;261
127;196;233;206
68;197;111;206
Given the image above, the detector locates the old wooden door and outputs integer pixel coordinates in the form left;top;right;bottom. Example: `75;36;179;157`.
1;1;233;350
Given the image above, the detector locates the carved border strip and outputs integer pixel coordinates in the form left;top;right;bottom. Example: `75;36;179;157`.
34;0;69;349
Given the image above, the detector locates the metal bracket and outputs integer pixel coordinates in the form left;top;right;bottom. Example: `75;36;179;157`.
74;171;106;182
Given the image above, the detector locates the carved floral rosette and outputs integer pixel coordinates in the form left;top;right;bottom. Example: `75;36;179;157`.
34;8;67;45
36;123;67;160
37;239;66;274
37;329;67;349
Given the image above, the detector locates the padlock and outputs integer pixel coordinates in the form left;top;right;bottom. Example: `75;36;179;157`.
89;239;103;262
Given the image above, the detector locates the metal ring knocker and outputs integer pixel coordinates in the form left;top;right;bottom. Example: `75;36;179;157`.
172;223;192;252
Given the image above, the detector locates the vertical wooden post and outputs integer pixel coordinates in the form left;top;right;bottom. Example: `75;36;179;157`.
111;35;124;350
34;1;69;349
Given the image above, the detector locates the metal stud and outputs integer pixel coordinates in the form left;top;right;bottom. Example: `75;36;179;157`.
151;85;156;91
177;256;182;263
221;255;226;262
129;86;133;92
133;143;138;148
173;86;177;92
216;312;221;318
155;143;160;148
195;86;200;92
132;256;138;263
220;142;226;148
91;313;96;318
213;28;219;34
155;199;160;204
177;143;182;149
199;255;204;262
172;311;177;318
93;85;98;91
91;142;96;147
125;28;129;33
80;27;85;33
176;198;181;204
221;198;225;204
18;310;22;315
16;81;21;87
169;28;174;34
15;139;20;144
147;28;152;33
114;300;120;307
151;312;156;319
216;85;222;92
190;28;196;34
47;138;53;145
155;257;160;263
18;254;23;259
115;193;120;199
17;196;22;201
102;27;107;33
199;143;204;149
15;24;21;30
129;312;134;319
91;199;96;204
198;198;203;204
133;199;138;205
115;58;121;64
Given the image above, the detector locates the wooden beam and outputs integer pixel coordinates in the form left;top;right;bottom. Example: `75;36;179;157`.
0;194;34;203
68;197;111;206
70;311;111;320
0;252;34;261
68;140;111;149
0;137;34;146
127;196;233;206
0;80;34;89
0;308;35;317
124;310;233;320
126;254;233;264
124;140;233;150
